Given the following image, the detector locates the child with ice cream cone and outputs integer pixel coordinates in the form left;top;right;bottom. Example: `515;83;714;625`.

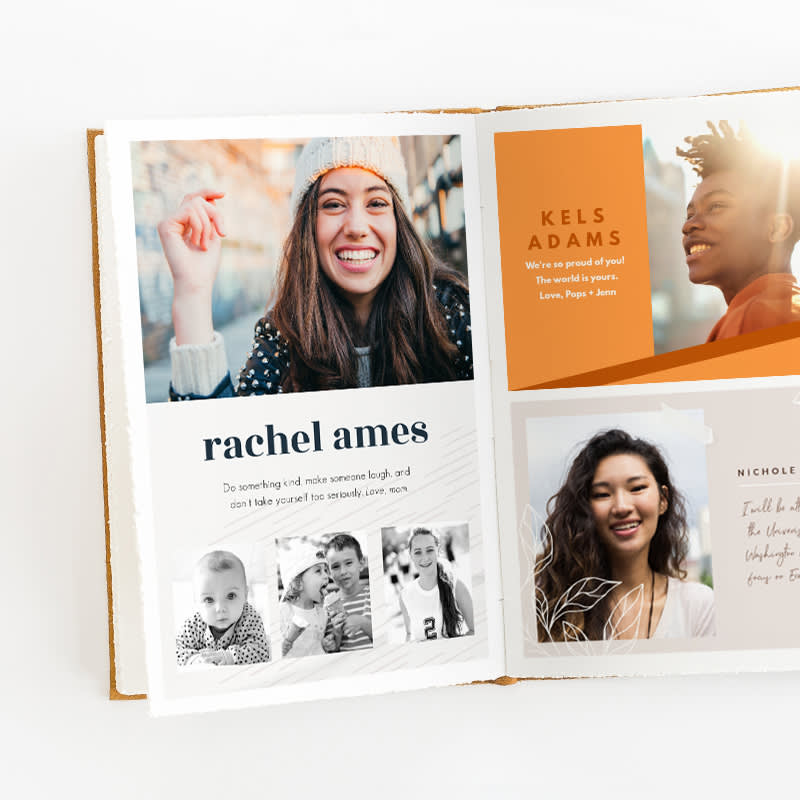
279;542;344;658
325;533;373;651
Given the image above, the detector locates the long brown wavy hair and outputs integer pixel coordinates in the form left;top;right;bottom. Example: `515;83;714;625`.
535;429;689;642
268;177;468;391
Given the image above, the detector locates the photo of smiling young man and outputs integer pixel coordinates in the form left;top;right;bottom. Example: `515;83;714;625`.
676;121;800;342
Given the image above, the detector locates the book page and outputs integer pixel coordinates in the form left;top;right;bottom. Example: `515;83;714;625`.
477;90;800;677
101;113;503;714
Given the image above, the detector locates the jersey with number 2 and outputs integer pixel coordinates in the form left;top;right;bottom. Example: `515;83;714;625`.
402;580;444;641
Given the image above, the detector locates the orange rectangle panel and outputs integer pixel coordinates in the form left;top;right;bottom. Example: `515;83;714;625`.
495;125;652;389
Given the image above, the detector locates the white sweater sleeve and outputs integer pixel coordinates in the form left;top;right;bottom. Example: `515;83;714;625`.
169;332;229;396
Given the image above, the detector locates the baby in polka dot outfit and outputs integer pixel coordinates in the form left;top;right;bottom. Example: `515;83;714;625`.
176;550;271;666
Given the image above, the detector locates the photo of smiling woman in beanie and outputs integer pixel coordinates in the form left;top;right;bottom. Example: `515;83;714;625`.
156;135;472;400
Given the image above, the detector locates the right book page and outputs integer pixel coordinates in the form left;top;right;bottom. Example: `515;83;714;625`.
476;89;800;678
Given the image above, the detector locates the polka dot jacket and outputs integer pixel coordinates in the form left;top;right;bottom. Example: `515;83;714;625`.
176;602;271;666
169;280;473;400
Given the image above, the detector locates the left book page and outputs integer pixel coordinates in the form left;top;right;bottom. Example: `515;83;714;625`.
97;113;503;715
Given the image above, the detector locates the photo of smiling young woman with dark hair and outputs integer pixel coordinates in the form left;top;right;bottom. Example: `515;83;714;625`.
380;524;474;643
677;121;800;342
534;429;715;643
399;526;474;642
157;136;472;400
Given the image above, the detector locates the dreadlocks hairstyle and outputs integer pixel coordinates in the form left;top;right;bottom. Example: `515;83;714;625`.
677;120;800;245
535;429;689;642
408;527;464;638
267;179;468;392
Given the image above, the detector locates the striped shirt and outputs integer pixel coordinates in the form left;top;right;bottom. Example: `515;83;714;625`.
340;583;373;651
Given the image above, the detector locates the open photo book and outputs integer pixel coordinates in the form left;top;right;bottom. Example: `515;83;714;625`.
93;87;800;715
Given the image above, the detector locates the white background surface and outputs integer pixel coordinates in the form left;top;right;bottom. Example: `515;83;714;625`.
3;1;799;796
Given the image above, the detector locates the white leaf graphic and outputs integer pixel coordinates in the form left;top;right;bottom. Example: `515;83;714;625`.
550;576;619;627
519;505;553;647
535;585;549;625
531;506;553;578
603;584;644;641
562;621;588;643
518;505;539;592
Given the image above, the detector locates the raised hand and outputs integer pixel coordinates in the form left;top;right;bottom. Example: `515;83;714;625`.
321;633;339;653
329;610;346;630
343;614;368;637
157;190;226;345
